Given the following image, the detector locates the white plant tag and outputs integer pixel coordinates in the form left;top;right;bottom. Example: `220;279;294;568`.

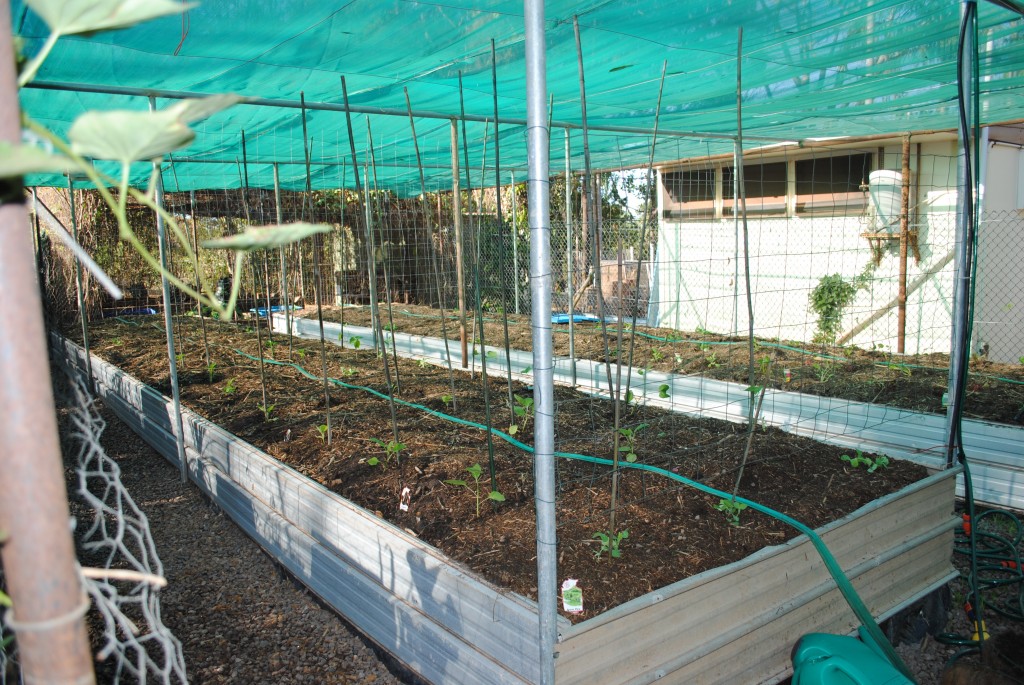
561;579;583;613
399;487;411;512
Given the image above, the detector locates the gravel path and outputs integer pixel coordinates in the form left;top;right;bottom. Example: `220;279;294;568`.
59;389;413;685
55;379;1022;685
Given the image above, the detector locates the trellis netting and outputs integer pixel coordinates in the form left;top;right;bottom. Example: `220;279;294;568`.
13;0;1024;194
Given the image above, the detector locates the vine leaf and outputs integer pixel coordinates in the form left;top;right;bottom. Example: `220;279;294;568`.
0;141;69;178
202;223;333;252
25;0;191;36
68;96;240;164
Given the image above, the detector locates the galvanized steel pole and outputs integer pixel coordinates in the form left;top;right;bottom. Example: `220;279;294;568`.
524;1;557;682
150;96;189;482
0;4;95;681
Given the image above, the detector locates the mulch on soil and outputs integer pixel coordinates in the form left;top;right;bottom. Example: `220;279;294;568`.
78;314;930;623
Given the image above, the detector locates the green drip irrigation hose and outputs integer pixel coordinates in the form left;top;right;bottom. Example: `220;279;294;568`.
234;346;914;679
106;315;927;676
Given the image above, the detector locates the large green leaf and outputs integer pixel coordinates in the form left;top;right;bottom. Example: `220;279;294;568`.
0;142;69;178
69;109;194;163
25;0;191;36
169;94;244;124
67;96;238;163
202;223;333;252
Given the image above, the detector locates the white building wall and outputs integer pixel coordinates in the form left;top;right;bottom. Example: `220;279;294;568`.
651;141;959;355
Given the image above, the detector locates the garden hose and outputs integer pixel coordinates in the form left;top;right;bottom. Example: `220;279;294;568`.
233;347;915;679
108;314;915;676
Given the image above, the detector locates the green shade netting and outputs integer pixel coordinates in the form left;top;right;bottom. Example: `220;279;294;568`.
12;0;1024;194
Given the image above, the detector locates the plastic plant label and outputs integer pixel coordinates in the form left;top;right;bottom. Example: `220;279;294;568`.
561;579;583;613
784;368;792;383
399;486;411;512
941;392;949;407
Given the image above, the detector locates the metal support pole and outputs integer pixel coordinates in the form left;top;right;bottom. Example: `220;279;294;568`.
512;171;520;315
0;6;95;682
67;177;93;389
273;164;292;340
525;1;557;682
565;130;576;385
150;96;189;483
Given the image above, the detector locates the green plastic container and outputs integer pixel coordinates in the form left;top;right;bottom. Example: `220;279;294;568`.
791;632;914;685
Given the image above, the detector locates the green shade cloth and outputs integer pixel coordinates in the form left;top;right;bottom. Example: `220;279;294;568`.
12;0;1024;194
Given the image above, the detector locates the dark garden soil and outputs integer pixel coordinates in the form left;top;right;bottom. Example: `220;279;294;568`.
76;314;932;624
313;303;1024;426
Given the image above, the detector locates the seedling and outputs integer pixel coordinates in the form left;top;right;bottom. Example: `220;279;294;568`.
444;463;505;517
758;355;772;376
367;437;404;469
441;394;453;409
339;367;357;377
223;377;237;395
651;347;664;362
258;402;277;422
715;498;748;526
840;450;890;473
508;395;535;436
616;423;648;463
705;351;720;369
206;361;217;383
349;336;361;349
813;361;837;383
264;338;278;356
296;348;307;360
315;424;328;443
592;529;629;559
175;352;184;367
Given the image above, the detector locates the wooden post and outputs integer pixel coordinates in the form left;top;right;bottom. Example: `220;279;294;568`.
898;134;911;354
451;119;468;368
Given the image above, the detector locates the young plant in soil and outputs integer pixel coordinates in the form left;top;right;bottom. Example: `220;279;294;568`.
315;424;328;443
616;423;648;463
444;463;506;517
206;360;217;383
367;437;404;469
223;378;237;395
508;395;534;436
715;499;748;526
841;451;890;473
593;529;629;559
258;402;276;422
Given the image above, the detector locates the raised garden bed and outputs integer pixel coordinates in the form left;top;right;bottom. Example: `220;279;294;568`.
54;319;960;684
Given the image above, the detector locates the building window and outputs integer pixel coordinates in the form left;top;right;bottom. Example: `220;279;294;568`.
661;169;716;220
795;152;871;215
723;162;788;215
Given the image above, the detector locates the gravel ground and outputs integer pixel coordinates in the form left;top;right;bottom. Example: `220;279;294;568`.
57;387;414;685
53;380;1021;685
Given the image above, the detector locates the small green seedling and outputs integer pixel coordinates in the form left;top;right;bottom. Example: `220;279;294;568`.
716;498;748;527
706;351;720;369
651;347;664;362
840;451;890;473
444;463;505;517
315;424;328;443
206;361;217;383
418;358;430;368
593;529;629;559
258;402;277;422
340;367;357;377
509;395;535;436
441;394;453;409
349;336;361;349
658;384;671;399
616;423;648;463
175;352;184;367
296;348;307;360
223;377;237;395
758;355;772;376
264;338;277;355
368;437;405;469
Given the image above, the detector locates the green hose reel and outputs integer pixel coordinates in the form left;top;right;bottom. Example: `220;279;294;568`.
791;630;914;685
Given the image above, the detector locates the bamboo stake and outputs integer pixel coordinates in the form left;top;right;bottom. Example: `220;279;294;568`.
897;134;911;354
273;164;293;347
491;38;516;418
736;27;756;422
189;190;211;371
404;87;458;408
366;117;403;394
565;130;577;385
301;93;334;443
